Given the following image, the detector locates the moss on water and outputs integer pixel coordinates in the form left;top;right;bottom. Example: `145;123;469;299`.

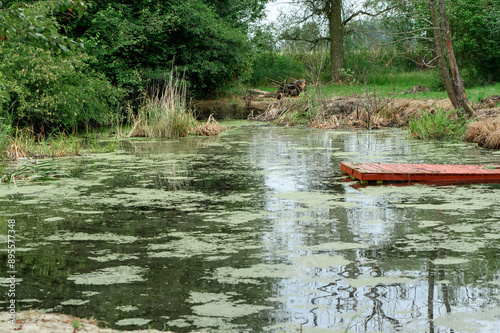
187;292;273;319
60;299;89;306
47;232;138;244
2;127;500;333
212;263;301;284
291;254;351;269
116;305;139;312
68;266;148;285
115;318;152;326
432;258;470;265
88;253;139;262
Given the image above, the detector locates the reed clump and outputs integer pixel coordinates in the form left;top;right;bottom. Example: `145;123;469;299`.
408;109;468;140
128;71;197;138
4;128;83;160
464;117;500;149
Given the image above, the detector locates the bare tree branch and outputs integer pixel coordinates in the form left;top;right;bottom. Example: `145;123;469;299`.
343;4;402;26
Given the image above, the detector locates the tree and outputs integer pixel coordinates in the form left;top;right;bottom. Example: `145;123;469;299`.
282;0;397;80
0;0;86;51
0;2;122;131
64;0;269;98
449;0;500;83
429;0;475;117
371;0;484;117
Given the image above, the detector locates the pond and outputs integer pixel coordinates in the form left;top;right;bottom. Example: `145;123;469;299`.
1;124;500;332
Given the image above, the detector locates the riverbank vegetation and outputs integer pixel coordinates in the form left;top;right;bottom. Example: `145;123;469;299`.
1;0;499;164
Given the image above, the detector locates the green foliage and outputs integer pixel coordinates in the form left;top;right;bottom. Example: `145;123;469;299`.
249;46;430;87
0;1;86;50
0;113;13;157
71;320;84;331
0;41;123;131
170;1;252;95
343;46;421;82
408;110;469;140
450;0;500;84
67;0;261;98
249;51;305;86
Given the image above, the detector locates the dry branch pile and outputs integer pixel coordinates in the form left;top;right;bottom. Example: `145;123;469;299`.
247;79;307;100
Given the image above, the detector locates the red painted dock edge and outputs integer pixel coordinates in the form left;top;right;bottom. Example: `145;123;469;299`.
341;162;500;183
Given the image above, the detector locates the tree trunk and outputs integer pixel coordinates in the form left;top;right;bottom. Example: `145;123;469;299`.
429;0;476;118
437;0;475;117
328;0;344;81
429;0;459;107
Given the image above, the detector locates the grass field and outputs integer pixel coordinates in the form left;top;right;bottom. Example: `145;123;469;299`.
256;71;500;103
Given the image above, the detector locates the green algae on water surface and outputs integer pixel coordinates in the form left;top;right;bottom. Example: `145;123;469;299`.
291;254;351;269
212;263;301;284
188;292;273;318
60;299;89;306
115;318;152;326
68;266;148;285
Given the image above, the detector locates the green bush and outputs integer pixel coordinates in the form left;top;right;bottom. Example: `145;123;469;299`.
0;42;123;131
408;110;469;140
450;0;500;84
68;0;253;98
0;114;13;157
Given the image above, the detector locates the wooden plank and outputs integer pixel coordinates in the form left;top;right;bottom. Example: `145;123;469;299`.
341;162;500;183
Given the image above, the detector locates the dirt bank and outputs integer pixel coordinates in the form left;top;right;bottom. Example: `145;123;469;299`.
0;310;204;333
195;95;500;125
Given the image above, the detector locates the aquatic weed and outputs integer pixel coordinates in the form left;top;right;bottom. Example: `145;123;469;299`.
1;160;71;187
408;109;469;140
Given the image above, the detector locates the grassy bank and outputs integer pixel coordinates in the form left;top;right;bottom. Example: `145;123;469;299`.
256;72;500;103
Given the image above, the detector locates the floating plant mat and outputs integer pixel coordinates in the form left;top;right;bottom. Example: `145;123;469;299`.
1;127;500;333
68;265;148;285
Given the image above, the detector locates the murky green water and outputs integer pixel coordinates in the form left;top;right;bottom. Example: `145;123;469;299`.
1;124;500;332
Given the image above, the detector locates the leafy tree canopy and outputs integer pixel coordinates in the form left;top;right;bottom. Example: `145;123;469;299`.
65;0;269;98
0;0;86;51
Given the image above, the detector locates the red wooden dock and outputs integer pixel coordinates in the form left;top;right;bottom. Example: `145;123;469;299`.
341;162;500;184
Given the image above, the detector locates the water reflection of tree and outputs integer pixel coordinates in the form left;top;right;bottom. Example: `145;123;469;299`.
427;249;454;333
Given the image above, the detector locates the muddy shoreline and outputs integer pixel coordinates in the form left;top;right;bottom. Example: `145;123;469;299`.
194;95;500;124
0;310;190;333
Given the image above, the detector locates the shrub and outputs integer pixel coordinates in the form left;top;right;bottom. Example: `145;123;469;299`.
408;109;469;140
0;114;13;158
0;42;123;132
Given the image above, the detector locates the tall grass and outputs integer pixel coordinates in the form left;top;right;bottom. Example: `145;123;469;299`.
128;71;197;138
408;110;469;140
